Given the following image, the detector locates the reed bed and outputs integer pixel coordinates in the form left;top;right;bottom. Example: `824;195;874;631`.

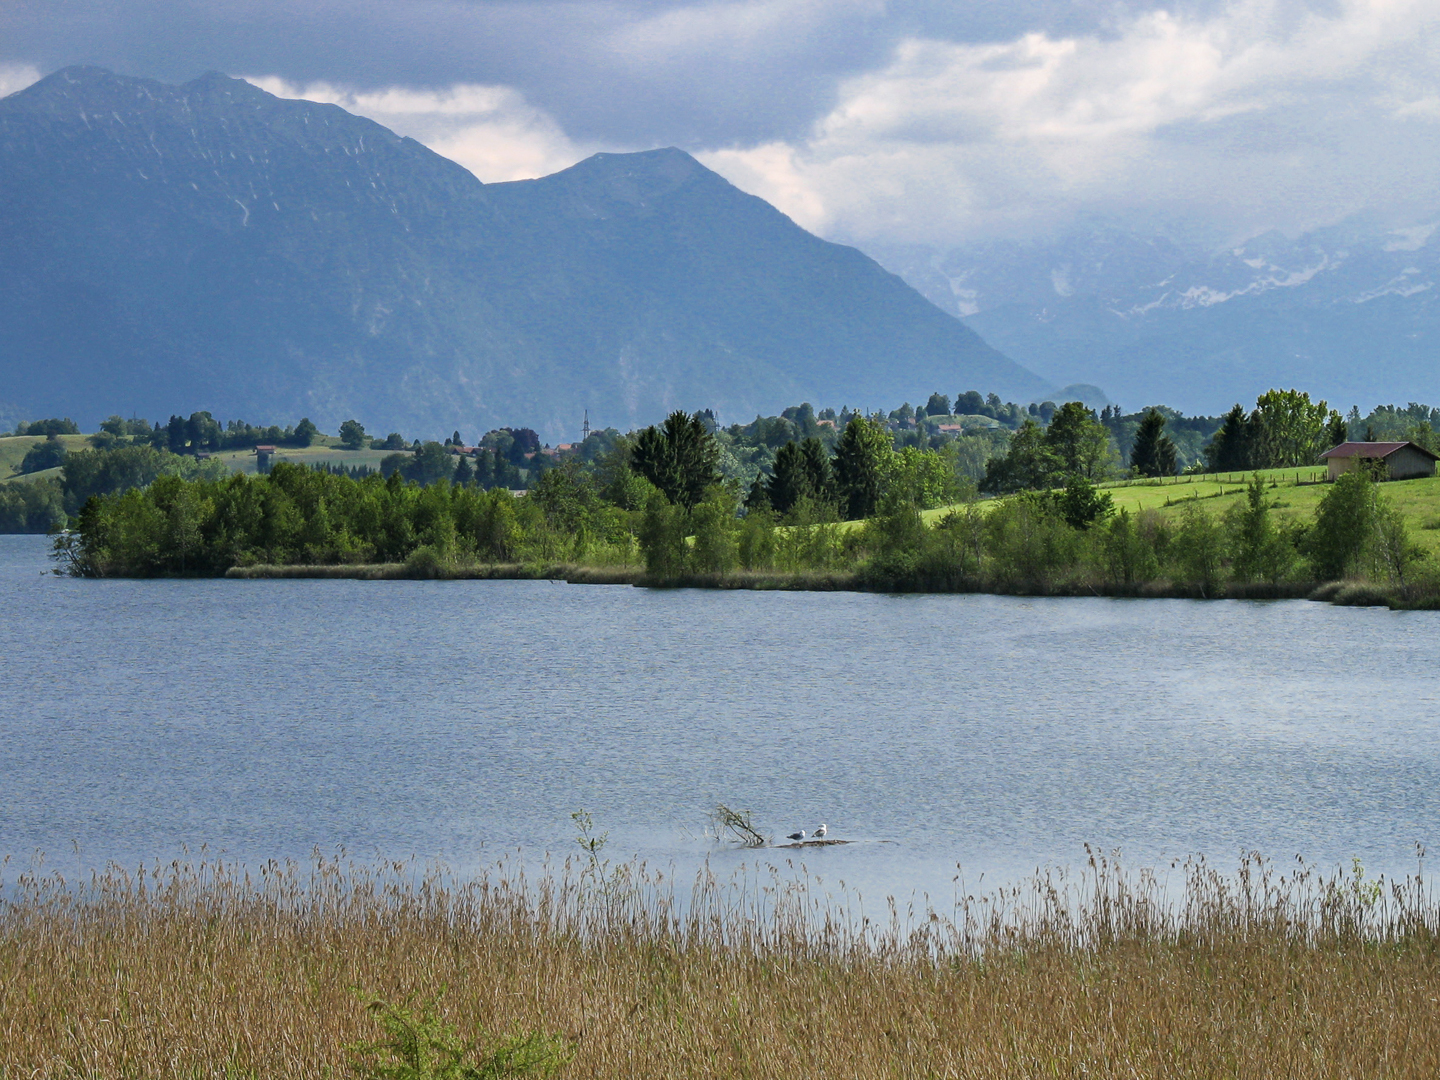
2;849;1438;1078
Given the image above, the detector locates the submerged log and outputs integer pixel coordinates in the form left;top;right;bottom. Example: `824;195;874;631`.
774;838;852;848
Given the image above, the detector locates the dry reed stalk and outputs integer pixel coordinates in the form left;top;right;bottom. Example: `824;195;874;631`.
1;851;1438;1078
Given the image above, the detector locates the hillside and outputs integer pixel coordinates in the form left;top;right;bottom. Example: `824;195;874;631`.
0;67;1050;441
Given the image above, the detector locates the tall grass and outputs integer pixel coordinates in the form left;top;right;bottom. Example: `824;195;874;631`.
2;850;1438;1077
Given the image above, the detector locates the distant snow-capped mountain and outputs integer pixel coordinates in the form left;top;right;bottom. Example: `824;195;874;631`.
862;219;1440;416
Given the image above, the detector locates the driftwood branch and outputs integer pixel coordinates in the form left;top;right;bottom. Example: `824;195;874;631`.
713;805;767;847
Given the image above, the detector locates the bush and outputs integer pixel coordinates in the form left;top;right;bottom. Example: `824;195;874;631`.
14;417;79;436
348;994;572;1080
19;435;68;474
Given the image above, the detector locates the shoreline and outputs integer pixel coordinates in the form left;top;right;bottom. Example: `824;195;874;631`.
220;561;1437;608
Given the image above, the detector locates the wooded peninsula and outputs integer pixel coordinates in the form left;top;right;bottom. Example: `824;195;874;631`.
11;389;1440;606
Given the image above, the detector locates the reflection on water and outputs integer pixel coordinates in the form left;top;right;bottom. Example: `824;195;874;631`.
2;533;1437;903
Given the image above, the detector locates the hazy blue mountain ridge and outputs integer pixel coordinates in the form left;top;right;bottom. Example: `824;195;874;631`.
865;221;1440;416
0;67;1050;439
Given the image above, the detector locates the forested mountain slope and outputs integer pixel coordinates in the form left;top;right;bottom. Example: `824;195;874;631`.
0;67;1049;439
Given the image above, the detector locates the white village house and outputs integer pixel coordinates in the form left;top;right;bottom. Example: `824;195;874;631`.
1318;441;1439;481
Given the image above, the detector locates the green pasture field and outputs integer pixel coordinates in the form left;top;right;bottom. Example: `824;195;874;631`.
918;467;1440;558
209;441;397;475
0;434;92;481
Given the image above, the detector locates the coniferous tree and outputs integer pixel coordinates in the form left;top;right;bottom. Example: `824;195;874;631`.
744;472;771;513
452;454;475;487
766;441;809;516
799;437;835;508
1204;404;1254;472
1326;413;1349;447
1130;409;1178;477
833;416;891;520
630;411;721;508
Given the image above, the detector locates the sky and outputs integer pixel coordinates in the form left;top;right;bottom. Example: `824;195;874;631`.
3;0;1440;249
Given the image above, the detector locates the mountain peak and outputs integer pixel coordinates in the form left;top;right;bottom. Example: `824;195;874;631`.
181;71;273;105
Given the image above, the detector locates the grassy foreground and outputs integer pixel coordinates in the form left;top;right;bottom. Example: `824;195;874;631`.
2;852;1438;1078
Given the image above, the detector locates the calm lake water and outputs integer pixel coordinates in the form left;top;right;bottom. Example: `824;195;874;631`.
2;532;1438;905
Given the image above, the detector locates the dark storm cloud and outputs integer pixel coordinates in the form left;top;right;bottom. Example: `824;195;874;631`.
0;0;1212;147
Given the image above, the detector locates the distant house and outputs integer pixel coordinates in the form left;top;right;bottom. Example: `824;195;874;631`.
937;424;963;435
253;444;277;473
1319;441;1439;481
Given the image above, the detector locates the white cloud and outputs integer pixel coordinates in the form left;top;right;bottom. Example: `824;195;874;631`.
698;0;1440;244
249;77;594;183
0;64;41;100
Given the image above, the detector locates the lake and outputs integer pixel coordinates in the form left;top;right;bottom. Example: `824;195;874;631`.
2;532;1437;906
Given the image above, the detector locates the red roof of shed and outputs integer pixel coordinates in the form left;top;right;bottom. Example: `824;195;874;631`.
1319;440;1439;461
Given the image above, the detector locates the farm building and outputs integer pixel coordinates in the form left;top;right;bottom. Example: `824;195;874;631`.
1318;441;1438;481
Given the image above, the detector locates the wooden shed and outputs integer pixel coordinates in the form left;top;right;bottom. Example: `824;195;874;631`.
1318;440;1439;481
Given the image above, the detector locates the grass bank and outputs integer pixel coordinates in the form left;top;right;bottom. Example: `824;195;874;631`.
2;852;1437;1078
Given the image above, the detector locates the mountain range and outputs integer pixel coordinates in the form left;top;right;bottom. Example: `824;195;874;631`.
0;67;1050;441
866;219;1440;417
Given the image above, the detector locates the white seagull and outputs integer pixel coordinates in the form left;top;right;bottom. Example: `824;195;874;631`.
786;829;806;842
813;823;828;839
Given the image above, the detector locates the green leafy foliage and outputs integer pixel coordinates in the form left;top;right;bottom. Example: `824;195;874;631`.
347;994;572;1080
19;435;68;474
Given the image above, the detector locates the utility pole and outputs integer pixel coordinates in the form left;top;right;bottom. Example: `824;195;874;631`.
582;410;590;443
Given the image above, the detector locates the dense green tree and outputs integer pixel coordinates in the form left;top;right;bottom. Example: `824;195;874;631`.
19;435;67;474
766;437;833;516
186;411;221;452
799;438;835;505
1326;413;1349;448
1169;503;1226;596
0;477;66;532
630;411;721;509
744;472;771;513
637;492;689;576
166;415;188;453
404;443;456;486
1129;409;1178;477
980;419;1055;494
1204;405;1254;471
1100;509;1161;587
736;507;776;569
1044;402;1112;480
452;454;475;487
832;416;891;520
293;418;320;448
339;419;368;450
1306;466;1379;580
1251;389;1335;468
926;392;951;417
955;391;987;416
1224;477;1294;583
14;418;79;437
887;446;960;509
766;441;810;516
1053;476;1114;530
